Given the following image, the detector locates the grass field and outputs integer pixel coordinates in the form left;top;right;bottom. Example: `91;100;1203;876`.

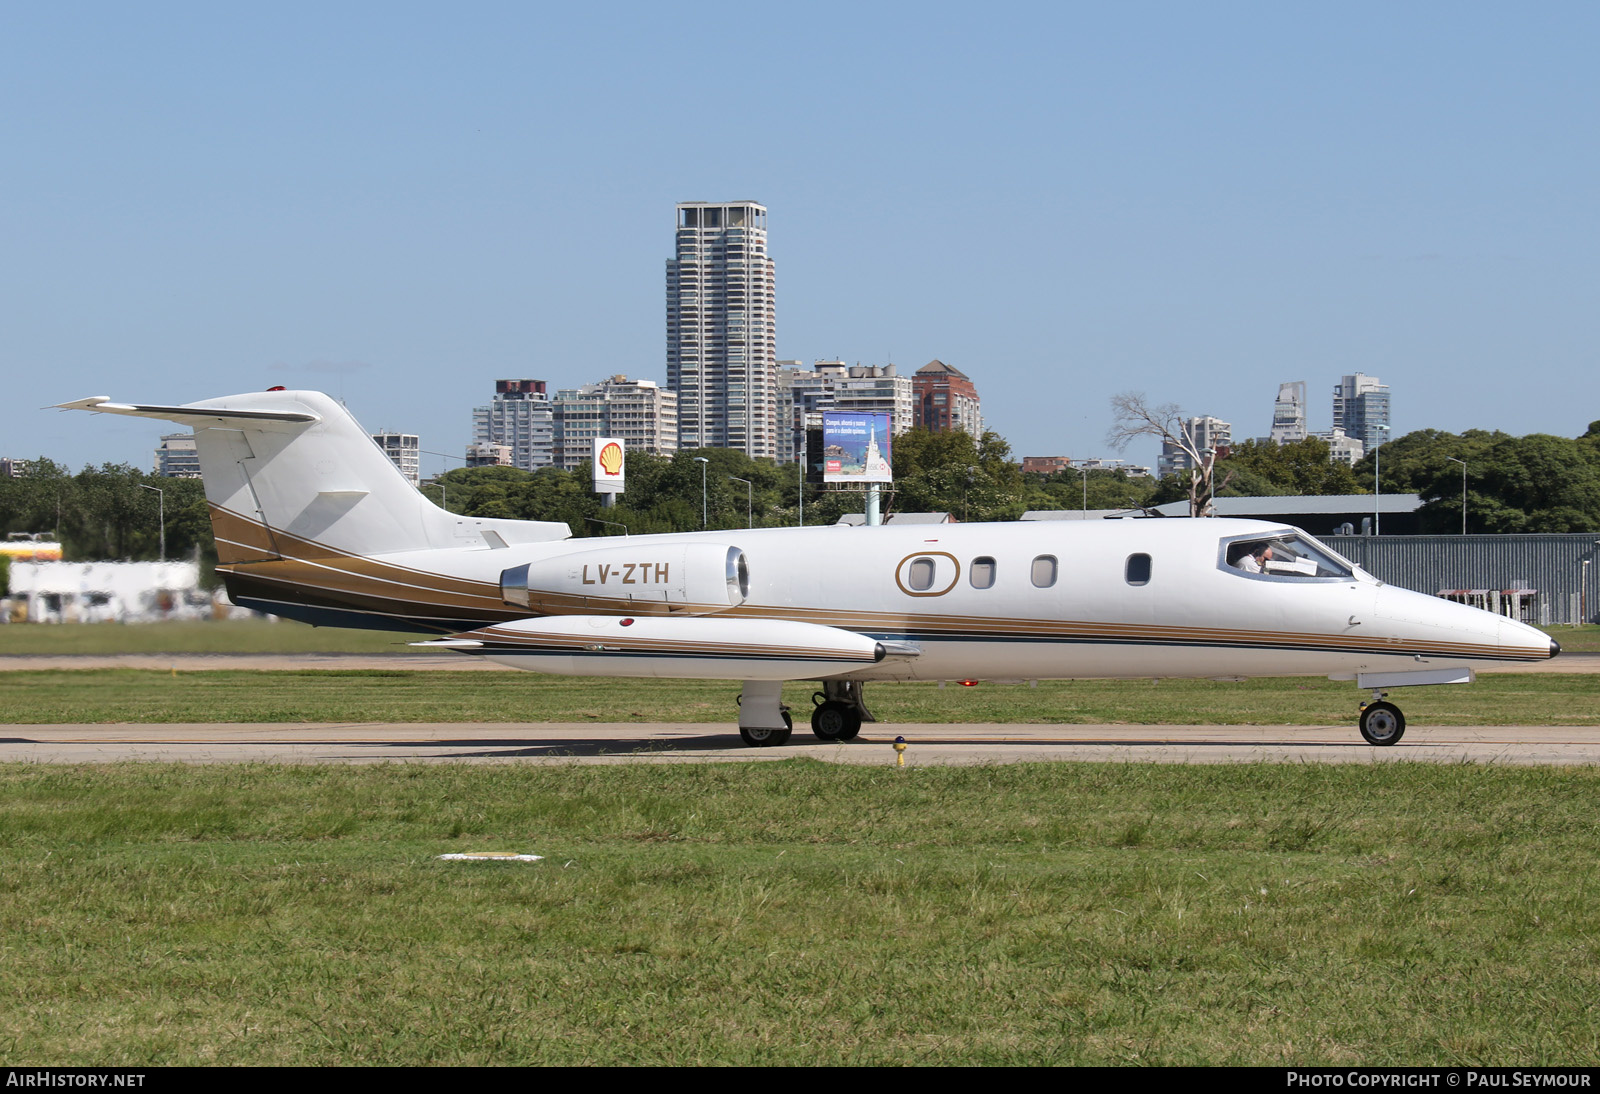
2;760;1596;1065
1;669;1597;726
1553;624;1600;652
3;621;1597;1065
2;618;1598;654
0;619;410;655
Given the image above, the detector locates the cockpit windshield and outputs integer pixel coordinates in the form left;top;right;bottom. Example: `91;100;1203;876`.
1221;531;1359;582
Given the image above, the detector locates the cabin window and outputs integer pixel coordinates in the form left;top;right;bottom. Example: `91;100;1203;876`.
1126;553;1152;586
895;551;961;596
1031;555;1058;588
970;557;996;589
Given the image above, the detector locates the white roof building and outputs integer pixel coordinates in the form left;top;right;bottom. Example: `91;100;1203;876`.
5;560;213;623
553;376;679;470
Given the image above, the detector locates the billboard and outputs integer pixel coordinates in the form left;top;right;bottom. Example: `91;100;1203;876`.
592;437;625;494
821;411;892;484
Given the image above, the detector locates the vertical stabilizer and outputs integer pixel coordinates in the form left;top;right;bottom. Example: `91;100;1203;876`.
57;390;571;564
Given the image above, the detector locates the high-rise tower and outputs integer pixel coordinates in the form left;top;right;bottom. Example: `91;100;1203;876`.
1333;373;1391;451
666;201;778;457
471;380;553;471
1269;381;1308;444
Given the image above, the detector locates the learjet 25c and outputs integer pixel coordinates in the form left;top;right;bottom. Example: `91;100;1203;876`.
58;388;1560;746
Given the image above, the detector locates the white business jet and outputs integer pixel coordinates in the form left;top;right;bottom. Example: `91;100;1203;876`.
58;389;1559;747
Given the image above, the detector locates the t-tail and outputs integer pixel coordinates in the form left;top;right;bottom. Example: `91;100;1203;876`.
55;389;570;630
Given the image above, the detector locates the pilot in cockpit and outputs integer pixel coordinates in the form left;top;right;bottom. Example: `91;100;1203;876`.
1235;542;1273;573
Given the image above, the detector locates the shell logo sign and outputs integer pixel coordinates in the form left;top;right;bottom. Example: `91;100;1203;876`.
592;437;625;494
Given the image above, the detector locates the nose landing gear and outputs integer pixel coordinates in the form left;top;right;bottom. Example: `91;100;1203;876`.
1358;691;1406;746
737;681;793;747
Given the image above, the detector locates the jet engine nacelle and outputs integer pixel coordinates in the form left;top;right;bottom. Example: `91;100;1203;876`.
501;542;748;615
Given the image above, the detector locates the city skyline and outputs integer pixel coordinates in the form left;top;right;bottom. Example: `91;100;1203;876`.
7;5;1598;477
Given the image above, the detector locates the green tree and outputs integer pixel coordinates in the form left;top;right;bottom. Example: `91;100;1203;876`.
1218;437;1363;496
889;429;1024;521
1352;428;1505;496
0;461;212;567
1022;468;1156;513
1422;433;1600;533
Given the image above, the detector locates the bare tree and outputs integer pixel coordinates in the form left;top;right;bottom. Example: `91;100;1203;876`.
1106;392;1231;517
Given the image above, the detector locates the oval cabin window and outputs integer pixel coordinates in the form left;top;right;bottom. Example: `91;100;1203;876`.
1031;555;1058;588
970;557;996;589
894;551;960;596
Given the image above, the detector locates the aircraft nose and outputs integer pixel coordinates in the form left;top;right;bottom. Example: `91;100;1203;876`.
1550;637;1562;659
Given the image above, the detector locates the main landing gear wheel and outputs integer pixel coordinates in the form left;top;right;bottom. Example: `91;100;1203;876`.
739;710;793;747
1359;701;1406;746
810;700;862;741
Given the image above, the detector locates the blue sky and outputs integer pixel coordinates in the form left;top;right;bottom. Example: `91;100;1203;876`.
5;2;1597;476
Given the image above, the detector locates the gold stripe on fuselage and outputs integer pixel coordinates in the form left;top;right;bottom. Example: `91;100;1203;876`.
208;507;1545;662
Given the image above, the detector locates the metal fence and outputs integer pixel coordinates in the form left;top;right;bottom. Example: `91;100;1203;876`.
1326;534;1600;626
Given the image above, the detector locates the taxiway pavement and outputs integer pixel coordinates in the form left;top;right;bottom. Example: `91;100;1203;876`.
6;721;1600;766
5;649;1595;766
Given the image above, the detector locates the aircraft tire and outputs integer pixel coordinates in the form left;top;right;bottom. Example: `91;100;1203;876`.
1359;701;1406;746
740;710;793;747
811;701;862;742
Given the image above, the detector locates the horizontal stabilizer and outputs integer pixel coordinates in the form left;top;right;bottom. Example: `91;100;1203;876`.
54;396;319;427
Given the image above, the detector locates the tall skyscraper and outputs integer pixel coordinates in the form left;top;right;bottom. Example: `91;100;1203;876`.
666;201;778;457
1269;381;1308;444
471;380;554;471
1333;373;1391;451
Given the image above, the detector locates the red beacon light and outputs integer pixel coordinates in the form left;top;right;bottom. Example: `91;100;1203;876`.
958;679;979;687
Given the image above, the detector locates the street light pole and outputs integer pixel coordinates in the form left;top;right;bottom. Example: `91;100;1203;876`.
1078;466;1088;516
694;457;709;528
729;476;753;529
1373;426;1389;535
1446;457;1467;534
138;484;165;562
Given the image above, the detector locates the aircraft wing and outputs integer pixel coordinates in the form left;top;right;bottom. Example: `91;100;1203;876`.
416;615;920;680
